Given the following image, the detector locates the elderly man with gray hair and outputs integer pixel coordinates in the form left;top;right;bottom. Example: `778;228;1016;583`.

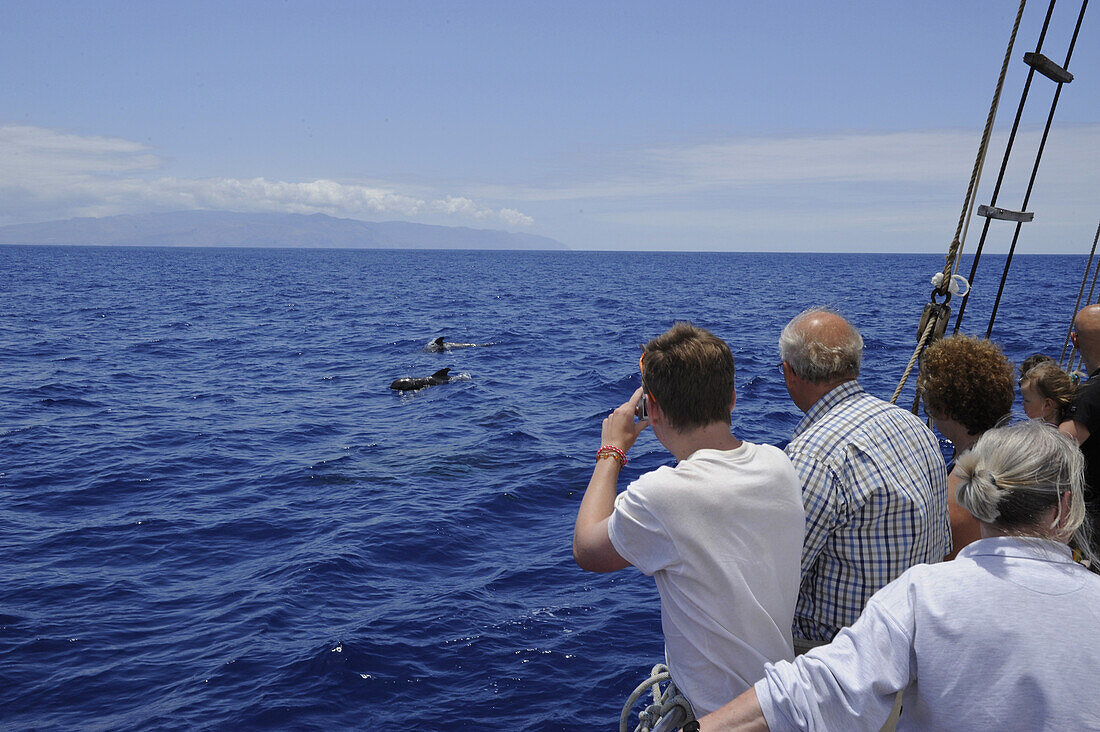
778;308;950;651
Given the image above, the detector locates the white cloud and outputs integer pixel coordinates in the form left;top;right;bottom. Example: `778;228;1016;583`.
142;177;427;218
431;196;489;219
641;130;976;186
429;196;534;226
475;124;1100;204
0;124;160;176
4;122;1094;251
0;125;533;228
471;124;1100;252
497;208;535;227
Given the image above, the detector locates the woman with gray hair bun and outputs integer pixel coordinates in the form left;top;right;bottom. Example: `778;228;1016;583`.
697;420;1100;731
955;419;1095;566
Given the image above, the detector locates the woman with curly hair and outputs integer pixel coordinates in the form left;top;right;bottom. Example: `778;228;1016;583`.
917;334;1015;559
1019;361;1077;425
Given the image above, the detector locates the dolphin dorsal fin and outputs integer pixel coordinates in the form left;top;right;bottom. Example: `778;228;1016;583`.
433;337;444;345
431;368;451;379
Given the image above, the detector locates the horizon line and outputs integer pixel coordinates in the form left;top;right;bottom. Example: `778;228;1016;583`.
0;242;1089;256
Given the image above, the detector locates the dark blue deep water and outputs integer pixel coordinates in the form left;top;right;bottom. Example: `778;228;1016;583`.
0;245;1082;729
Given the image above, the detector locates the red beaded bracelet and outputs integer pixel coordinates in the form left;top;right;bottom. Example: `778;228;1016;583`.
596;445;627;467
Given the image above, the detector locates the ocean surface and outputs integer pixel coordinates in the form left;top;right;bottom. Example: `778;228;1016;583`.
0;245;1084;730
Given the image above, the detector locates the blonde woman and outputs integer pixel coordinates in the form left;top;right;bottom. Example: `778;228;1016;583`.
1019;361;1076;425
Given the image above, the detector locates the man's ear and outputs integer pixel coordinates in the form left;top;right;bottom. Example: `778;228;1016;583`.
730;388;737;414
780;361;795;385
647;394;663;426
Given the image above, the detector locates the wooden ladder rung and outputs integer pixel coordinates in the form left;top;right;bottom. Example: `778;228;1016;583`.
977;205;1034;222
1023;52;1074;84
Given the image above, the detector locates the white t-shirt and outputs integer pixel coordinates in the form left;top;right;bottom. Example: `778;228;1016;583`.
607;442;805;717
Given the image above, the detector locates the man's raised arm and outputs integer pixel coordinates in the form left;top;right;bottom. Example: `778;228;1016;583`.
572;387;647;573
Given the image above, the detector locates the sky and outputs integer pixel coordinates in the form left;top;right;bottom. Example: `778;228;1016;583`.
1;0;1097;252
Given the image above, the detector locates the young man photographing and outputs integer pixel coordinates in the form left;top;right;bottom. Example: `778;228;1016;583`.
573;322;805;717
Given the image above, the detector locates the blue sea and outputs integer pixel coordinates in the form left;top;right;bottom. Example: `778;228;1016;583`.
0;245;1083;730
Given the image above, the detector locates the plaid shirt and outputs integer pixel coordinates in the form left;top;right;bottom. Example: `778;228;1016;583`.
786;380;950;641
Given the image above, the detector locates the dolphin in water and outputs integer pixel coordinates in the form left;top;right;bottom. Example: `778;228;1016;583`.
390;367;453;391
426;336;485;352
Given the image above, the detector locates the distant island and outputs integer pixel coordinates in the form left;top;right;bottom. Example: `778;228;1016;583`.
0;211;568;250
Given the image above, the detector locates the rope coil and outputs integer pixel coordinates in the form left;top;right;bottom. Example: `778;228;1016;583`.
620;664;695;732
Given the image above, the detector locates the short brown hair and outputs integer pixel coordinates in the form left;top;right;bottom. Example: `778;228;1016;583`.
642;322;735;430
918;334;1014;435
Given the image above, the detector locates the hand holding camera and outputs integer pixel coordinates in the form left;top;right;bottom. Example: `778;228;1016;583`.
602;387;649;453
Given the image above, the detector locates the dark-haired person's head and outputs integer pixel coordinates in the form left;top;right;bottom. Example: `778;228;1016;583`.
918;334;1014;436
642;322;735;431
1019;353;1055;379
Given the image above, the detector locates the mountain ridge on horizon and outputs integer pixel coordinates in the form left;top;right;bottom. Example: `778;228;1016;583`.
0;211;568;250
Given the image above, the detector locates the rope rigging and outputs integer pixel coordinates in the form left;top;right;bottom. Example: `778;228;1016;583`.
985;0;1090;339
1061;219;1100;372
950;0;1060;337
893;0;1092;406
889;0;1028;406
